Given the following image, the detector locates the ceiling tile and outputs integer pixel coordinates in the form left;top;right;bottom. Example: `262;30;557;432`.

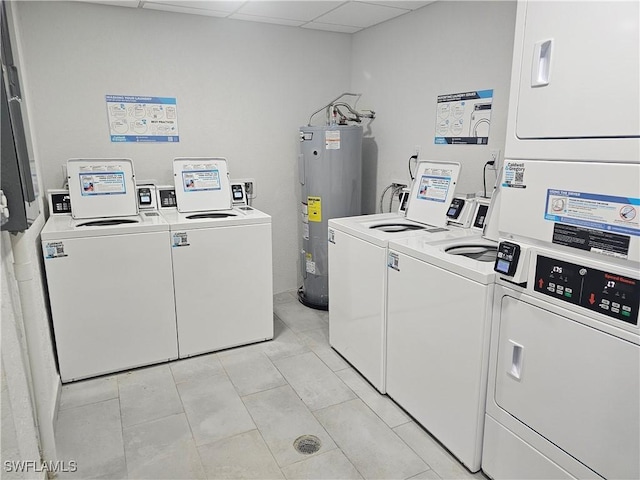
236;1;345;22
142;2;231;16
75;0;141;7
229;13;305;26
364;1;434;11
314;1;408;28
144;0;244;13
301;21;362;33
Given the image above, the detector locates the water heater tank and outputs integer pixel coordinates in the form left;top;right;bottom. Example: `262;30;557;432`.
298;124;363;310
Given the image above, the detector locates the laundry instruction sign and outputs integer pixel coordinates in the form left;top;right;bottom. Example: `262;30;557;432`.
434;89;493;145
106;95;179;143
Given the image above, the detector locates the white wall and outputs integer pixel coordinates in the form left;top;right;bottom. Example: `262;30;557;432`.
14;0;353;294
351;0;517;212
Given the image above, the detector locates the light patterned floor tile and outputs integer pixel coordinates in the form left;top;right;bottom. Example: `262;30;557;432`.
118;365;183;428
242;385;337;467
123;413;205;479
177;373;255;446
198;429;284;479
55;399;126;479
281;449;363;480
273;352;355;411
315;399;427;480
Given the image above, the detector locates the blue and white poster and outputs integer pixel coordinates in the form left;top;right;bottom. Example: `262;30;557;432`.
434;89;493;145
106;95;179;143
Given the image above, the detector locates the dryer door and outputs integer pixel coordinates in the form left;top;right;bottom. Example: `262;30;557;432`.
494;296;640;479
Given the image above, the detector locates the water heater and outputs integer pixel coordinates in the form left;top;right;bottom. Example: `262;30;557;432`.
298;94;374;310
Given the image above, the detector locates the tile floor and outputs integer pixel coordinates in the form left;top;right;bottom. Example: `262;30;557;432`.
54;291;488;480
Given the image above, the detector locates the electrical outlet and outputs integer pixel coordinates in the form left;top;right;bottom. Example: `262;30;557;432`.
489;149;501;170
232;178;255;198
391;179;408;189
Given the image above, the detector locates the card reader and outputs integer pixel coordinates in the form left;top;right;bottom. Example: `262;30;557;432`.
230;183;247;206
495;241;521;277
446;198;466;220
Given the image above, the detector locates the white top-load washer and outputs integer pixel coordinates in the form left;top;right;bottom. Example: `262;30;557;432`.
163;158;273;358
483;160;639;480
328;161;486;393
41;159;178;382
385;231;497;472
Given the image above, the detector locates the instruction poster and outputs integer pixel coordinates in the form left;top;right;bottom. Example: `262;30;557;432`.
544;189;640;237
434;89;493;145
106;95;179;143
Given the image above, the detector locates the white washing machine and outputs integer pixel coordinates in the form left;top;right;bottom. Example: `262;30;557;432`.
163;158;273;358
385;235;497;472
483;160;640;479
41;159;178;382
328;161;478;393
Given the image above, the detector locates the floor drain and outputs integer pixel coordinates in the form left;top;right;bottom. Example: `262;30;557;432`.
293;435;321;455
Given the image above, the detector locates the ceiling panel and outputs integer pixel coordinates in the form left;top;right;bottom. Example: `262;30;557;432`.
301;22;362;33
235;1;345;22
142;2;231;16
229;13;305;27
77;0;141;7
314;1;409;28
145;1;245;13
366;1;434;11
76;0;432;33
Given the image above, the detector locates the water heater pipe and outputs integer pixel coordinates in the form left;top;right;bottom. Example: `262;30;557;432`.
307;92;363;126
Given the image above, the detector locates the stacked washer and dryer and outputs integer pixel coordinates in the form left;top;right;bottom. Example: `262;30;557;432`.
42;157;274;382
482;1;639;479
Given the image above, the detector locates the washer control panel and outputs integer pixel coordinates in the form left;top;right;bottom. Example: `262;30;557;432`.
49;191;72;215
534;255;639;326
157;188;177;208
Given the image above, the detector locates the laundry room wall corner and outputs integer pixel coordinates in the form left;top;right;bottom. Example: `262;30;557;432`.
351;0;517;209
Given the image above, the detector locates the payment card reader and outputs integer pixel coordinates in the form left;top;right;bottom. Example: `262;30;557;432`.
447;197;466;220
136;186;156;210
231;183;247;206
495;241;521;277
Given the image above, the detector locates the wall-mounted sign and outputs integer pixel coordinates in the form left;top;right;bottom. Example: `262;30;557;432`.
106;95;179;143
434;89;493;145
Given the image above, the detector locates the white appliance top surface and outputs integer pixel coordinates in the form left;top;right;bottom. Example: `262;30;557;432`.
390;235;497;284
173;157;232;213
161;206;270;230
329;213;477;248
67;158;138;219
41;211;169;240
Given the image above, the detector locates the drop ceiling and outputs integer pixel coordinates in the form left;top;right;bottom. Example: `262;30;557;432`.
77;1;434;33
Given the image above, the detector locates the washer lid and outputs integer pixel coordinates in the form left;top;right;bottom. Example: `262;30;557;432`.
406;161;461;227
173;157;232;213
67;158;138;219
